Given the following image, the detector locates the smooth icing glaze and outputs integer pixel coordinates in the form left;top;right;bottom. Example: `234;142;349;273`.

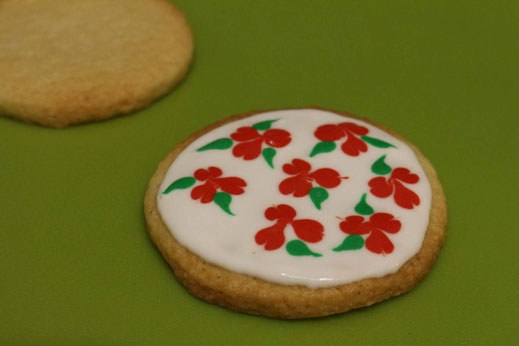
157;109;432;288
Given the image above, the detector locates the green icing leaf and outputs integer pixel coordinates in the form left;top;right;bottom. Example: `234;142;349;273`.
355;193;374;215
371;154;392;175
252;119;278;131
213;192;234;215
197;138;233;152
310;141;336;157
163;177;196;194
286;240;322;257
262;147;276;168
309;187;329;210
360;135;396;148
333;235;365;252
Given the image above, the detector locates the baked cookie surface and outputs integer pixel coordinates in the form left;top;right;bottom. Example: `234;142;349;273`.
144;107;446;318
0;0;193;127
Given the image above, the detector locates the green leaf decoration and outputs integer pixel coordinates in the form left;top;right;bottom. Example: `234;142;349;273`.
309;187;329;210
197;138;233;152
354;193;374;215
252;119;278;131
371;155;392;175
333;235;365;252
163;177;196;194
310;141;336;157
213;192;235;215
286;240;322;257
360;135;396;148
262;147;276;168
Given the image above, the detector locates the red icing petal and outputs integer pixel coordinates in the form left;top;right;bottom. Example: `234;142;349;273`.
292;219;324;243
338;122;369;136
276;204;297;220
309;168;341;188
283;159;311;175
391;167;419;184
263;129;291;148
393;180;420;209
339;216;370;235
255;223;286;250
314;124;345;141
214;177;247;195
369;213;401;234
265;204;296;221
365;229;394;254
368;177;394;197
190;183;216;203
232;138;263;160
279;175;313;197
341;134;368;156
194;168;210;181
264;207;278;220
230;127;261;142
207;167;222;178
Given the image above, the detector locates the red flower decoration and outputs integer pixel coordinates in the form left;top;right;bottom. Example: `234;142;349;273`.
255;204;324;250
279;159;345;197
340;213;401;254
315;122;369;156
191;167;246;203
231;126;291;160
368;168;420;209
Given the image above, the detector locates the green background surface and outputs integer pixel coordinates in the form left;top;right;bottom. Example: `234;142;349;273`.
1;0;518;345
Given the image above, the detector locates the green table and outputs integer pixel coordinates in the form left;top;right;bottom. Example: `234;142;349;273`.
1;1;517;344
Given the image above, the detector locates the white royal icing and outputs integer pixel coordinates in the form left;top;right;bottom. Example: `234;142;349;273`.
157;109;432;288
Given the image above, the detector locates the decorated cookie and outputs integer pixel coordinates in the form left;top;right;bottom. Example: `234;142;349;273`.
144;107;446;319
0;0;193;127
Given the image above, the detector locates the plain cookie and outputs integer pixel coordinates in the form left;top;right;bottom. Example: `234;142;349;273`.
0;0;194;127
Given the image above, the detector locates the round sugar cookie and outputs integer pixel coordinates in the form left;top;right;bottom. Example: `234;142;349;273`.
0;0;193;128
144;107;447;319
